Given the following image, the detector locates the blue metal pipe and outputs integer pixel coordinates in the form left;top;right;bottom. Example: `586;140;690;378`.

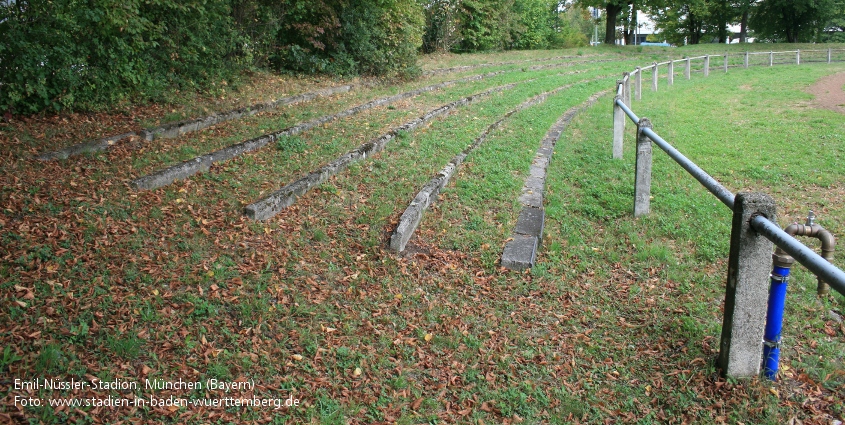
763;265;791;380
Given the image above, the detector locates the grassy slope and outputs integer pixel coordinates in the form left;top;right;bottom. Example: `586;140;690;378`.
0;45;844;424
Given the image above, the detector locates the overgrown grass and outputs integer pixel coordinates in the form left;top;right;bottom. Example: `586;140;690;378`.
540;60;845;422
0;46;843;424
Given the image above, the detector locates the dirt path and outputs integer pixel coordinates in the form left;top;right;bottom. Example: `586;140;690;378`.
807;72;845;114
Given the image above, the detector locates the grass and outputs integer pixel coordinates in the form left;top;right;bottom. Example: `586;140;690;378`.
0;44;844;424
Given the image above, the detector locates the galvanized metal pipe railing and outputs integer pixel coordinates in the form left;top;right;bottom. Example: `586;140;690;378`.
615;98;639;123
640;127;736;210
750;215;845;296
613;53;845;296
611;47;845;379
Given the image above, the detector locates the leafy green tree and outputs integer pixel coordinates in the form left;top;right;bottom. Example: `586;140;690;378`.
577;0;631;45
0;0;243;113
556;2;593;46
456;0;517;51
819;2;845;42
750;0;836;42
511;0;557;49
269;0;425;77
421;0;462;53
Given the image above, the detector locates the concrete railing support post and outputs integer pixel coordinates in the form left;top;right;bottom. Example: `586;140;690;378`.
635;67;642;101
613;92;624;160
622;72;631;106
651;63;658;92
718;192;777;378
685;58;691;80
668;61;674;86
634;118;653;217
744;51;749;68
704;55;710;77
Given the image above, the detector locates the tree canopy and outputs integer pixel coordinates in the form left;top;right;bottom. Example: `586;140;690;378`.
0;0;597;113
590;0;843;45
1;0;842;113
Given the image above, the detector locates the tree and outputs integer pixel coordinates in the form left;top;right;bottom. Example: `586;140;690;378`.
456;0;517;51
818;1;845;42
421;0;462;53
620;1;638;45
645;0;710;44
511;0;560;49
578;0;632;44
273;0;424;77
735;0;756;42
750;0;836;42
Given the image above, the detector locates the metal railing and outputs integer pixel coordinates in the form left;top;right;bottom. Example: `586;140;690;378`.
610;49;845;379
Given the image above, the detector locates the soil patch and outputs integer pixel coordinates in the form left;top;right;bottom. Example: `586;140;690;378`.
806;72;845;114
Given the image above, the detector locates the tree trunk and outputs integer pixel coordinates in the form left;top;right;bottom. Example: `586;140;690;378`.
717;1;728;44
739;9;748;42
604;3;623;45
627;1;637;45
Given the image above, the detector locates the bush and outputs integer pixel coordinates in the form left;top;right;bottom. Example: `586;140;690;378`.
0;0;244;113
272;0;423;78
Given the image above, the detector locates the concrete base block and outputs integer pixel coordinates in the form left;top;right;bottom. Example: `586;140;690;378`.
518;190;544;209
501;235;538;270
36;131;138;160
514;207;544;239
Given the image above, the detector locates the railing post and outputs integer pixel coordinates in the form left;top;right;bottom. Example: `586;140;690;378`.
718;192;777;378
744;51;749;68
623;72;631;106
685;57;691;80
668;61;674;86
724;54;728;73
829;48;833;64
651;62;658;92
704;55;710;77
636;67;642;101
769;51;773;67
613;89;624;160
634;118;653;217
796;49;800;65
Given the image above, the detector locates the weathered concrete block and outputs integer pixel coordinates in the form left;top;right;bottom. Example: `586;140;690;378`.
390;203;425;252
532;154;550;166
634;118;653;217
155;125;181;139
514;207;544;239
501;234;538;270
36;131;138;160
718;192;776;378
518;190;544;209
529;165;546;179
524;176;545;193
178;120;200;135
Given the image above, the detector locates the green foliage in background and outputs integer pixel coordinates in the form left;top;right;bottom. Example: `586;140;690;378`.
750;0;837;43
271;0;424;77
0;0;244;113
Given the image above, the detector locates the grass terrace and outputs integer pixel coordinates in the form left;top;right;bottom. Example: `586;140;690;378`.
1;45;844;424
